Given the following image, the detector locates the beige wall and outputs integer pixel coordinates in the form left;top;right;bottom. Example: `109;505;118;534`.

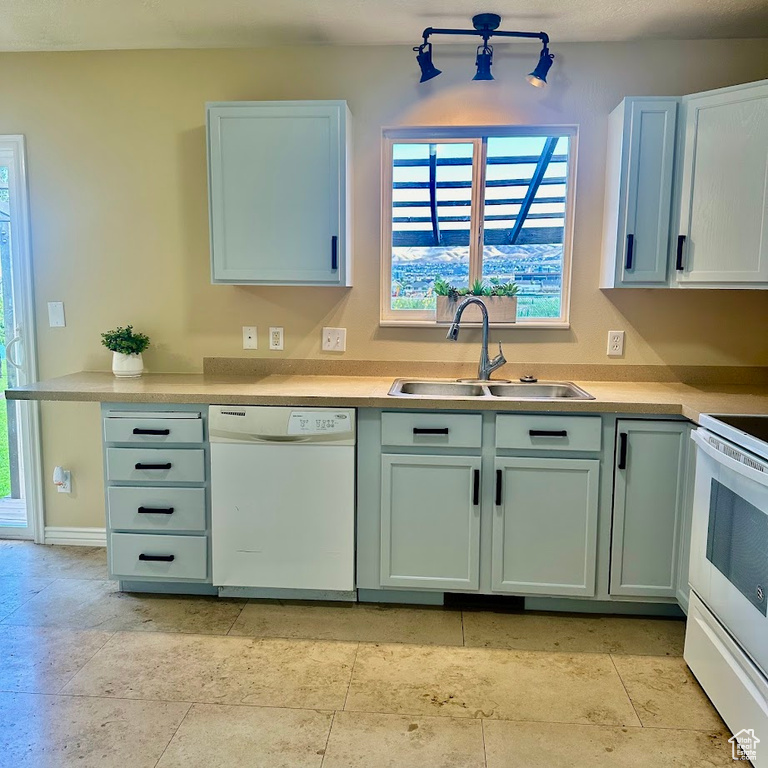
0;40;766;528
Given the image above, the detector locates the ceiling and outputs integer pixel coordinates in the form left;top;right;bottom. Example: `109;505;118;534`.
1;0;767;52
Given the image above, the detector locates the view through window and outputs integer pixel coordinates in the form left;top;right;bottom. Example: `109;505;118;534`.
384;129;575;324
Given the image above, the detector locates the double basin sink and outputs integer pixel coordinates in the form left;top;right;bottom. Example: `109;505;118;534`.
389;379;594;401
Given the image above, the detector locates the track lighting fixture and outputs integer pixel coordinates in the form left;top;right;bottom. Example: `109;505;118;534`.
413;13;554;86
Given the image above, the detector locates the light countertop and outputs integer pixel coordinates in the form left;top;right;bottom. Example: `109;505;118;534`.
7;371;768;422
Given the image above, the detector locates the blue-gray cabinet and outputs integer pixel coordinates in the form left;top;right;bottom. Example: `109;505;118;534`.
207;100;352;286
493;457;600;596
610;420;690;597
600;97;678;288
380;453;481;590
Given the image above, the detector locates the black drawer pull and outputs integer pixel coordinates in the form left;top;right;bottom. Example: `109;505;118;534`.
676;235;686;271
529;429;568;438
133;428;170;436
618;432;628;470
413;427;449;435
495;469;502;506
137;506;175;515
331;235;338;270
138;554;175;562
625;234;634;270
472;469;480;506
134;463;172;470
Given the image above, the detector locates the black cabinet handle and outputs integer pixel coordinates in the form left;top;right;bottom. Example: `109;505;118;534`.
676;235;686;271
138;554;175;562
137;506;175;515
495;469;502;506
331;235;338;270
625;234;634;270
529;429;568;438
132;428;170;436
618;432;628;470
472;469;480;506
413;427;449;435
134;463;172;470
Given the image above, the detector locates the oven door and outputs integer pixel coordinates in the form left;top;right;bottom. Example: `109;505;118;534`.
690;429;768;675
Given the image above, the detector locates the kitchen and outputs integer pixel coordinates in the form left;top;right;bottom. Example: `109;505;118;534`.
0;2;767;766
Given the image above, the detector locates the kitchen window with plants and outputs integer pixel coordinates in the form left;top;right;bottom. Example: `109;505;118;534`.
381;126;576;327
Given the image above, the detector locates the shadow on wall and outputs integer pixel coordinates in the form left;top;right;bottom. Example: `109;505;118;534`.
605;288;768;366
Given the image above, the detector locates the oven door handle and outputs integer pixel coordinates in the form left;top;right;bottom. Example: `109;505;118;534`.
692;429;768;487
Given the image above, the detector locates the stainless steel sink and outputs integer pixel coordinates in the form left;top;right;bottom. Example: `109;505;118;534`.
389;379;594;401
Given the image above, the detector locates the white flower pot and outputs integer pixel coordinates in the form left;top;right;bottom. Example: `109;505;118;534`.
112;352;144;378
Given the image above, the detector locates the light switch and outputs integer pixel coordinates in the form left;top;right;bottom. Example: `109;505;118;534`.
47;301;66;328
322;327;346;352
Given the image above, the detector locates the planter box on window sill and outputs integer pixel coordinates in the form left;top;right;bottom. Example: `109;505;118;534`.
435;296;517;325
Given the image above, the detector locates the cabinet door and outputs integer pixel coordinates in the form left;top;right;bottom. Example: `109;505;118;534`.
208;101;349;285
380;454;481;590
492;457;599;596
610;421;689;597
676;81;768;286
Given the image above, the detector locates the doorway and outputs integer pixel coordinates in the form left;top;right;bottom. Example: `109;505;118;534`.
0;136;43;541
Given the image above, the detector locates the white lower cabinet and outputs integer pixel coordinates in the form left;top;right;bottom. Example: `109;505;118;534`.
492;457;600;596
380;454;481;590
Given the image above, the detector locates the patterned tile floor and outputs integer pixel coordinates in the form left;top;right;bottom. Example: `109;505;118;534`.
0;540;735;767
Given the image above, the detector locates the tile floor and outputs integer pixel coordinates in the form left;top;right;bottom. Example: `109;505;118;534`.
0;540;735;767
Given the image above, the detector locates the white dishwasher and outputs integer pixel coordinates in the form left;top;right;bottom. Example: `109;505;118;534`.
210;406;355;592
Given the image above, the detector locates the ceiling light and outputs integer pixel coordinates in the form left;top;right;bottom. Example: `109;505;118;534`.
414;42;442;83
414;13;554;86
526;46;554;87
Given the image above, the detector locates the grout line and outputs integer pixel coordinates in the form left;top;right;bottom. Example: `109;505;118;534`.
341;643;360;711
50;630;117;694
461;611;466;646
480;718;489;768
151;701;194;768
319;711;336;768
223;601;248;636
609;653;643;728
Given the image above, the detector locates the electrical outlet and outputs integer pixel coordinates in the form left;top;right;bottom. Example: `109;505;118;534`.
47;301;66;328
322;327;347;352
269;327;284;351
242;326;258;350
607;330;625;357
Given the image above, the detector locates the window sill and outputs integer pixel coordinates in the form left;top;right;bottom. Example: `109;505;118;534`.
379;320;571;330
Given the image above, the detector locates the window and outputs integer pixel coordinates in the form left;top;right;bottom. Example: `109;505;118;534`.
381;127;577;326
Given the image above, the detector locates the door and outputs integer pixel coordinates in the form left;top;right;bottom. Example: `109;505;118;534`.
676;80;768;285
208;101;347;285
0;137;42;541
620;99;678;285
610;421;689;597
492;457;599;596
380;454;481;590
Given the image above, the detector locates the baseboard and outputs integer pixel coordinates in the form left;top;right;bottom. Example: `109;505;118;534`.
44;526;107;547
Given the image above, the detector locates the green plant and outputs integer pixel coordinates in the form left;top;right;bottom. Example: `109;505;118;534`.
432;277;452;296
101;325;150;355
434;275;519;299
488;277;520;297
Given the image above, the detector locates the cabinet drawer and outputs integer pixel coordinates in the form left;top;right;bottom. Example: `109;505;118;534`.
104;415;203;444
381;412;482;449
108;487;206;532
496;415;602;452
110;533;208;581
106;448;206;484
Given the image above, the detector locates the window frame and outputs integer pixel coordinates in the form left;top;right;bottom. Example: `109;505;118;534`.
380;125;578;328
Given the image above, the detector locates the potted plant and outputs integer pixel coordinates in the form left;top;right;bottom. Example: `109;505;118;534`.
434;276;519;324
101;325;150;378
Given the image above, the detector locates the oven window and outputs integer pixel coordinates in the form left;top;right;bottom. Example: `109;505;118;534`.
707;479;768;616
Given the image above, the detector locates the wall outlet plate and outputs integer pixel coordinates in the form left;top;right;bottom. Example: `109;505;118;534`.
607;330;625;357
269;327;284;351
322;327;347;352
47;301;66;328
242;326;258;350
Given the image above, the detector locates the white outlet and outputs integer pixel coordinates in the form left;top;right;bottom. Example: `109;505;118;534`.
322;327;347;352
242;326;258;350
47;301;66;328
269;327;284;351
607;330;625;357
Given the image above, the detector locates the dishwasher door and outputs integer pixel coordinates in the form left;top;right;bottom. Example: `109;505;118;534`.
211;440;355;591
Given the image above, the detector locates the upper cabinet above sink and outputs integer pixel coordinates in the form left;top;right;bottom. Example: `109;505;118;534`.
207;101;352;286
600;79;768;290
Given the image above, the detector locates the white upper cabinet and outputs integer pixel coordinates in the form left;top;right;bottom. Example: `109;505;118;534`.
207;101;351;286
601;98;679;288
674;80;768;287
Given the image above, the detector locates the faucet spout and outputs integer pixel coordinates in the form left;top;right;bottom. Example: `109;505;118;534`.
445;297;506;382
